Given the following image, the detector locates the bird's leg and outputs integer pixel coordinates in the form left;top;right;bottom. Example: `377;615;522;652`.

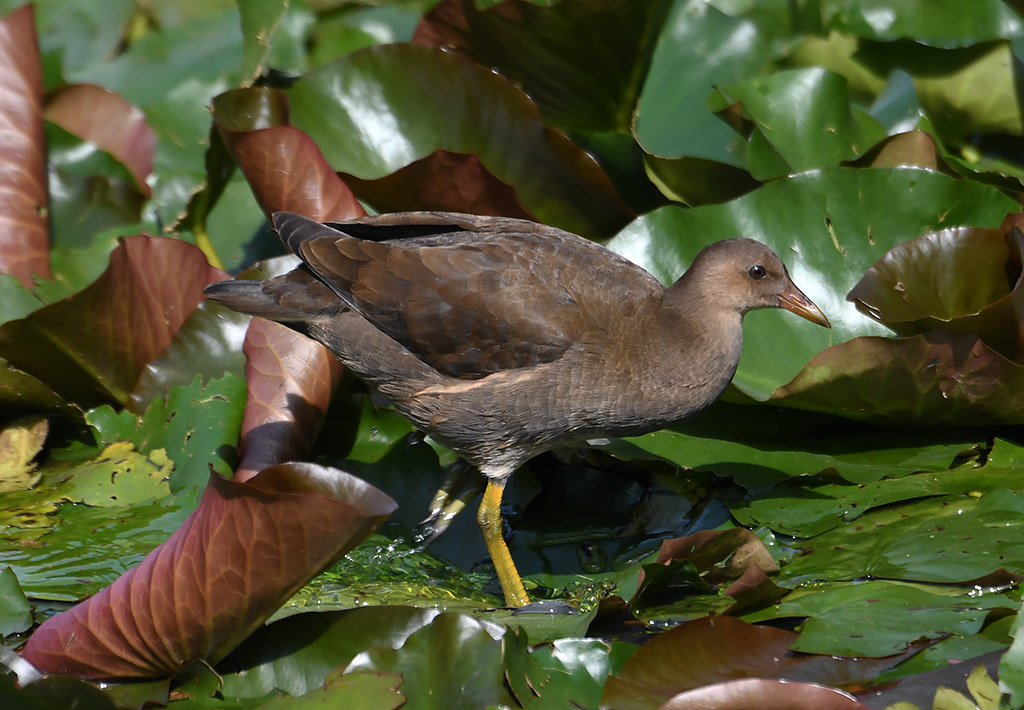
412;461;484;545
477;479;530;607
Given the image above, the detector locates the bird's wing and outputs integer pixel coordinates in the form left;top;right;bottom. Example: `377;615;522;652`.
272;212;661;378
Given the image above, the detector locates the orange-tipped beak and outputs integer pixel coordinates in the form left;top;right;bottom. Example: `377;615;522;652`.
779;281;831;328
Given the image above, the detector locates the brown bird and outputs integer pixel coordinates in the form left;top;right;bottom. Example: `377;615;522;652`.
205;212;830;607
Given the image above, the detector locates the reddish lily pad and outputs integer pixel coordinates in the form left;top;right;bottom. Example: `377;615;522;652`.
339;150;534;220
0;4;50;287
0;236;226;408
43;84;155;197
771;331;1024;426
212;86;365;223
659;678;868;710
20;463;397;679
846;220;1024;359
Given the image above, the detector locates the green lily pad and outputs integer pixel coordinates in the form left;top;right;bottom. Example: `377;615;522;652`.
217;606;438;698
345;612;516;709
0;566;32;637
614;401;977;490
503;628;617;709
822;0;1023;49
710;68;886;179
777;488;1024;587
770;580;1015;657
730;464;1016;538
999;602;1024;707
88;373;246;497
635;0;803;163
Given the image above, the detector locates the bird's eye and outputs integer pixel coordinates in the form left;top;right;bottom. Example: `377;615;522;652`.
748;265;767;280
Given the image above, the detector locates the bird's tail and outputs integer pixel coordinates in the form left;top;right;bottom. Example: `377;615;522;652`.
205;277;443;402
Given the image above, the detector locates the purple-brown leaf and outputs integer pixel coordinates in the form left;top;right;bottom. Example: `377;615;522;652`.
0;4;49;287
0;236;226;407
340;150;533;219
20;464;397;680
211;87;367;477
847;220;1024;359
651;529;778;587
44;84;156;197
770;331;1024;426
658;678;869;710
213;87;364;222
235;318;344;481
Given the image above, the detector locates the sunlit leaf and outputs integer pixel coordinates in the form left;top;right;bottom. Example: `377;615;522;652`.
0;4;50;286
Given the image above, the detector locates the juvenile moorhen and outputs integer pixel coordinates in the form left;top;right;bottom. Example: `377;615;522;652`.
205;211;830;607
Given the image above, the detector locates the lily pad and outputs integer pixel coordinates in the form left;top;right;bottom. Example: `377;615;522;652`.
0;566;32;637
777;488;1024;586
0;415;47;492
767;580;1015;657
415;0;671;133
846;221;1024;358
345;612;515;709
710;68;886;179
287;43;633;239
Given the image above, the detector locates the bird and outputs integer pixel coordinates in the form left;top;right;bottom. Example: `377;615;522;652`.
205;211;830;608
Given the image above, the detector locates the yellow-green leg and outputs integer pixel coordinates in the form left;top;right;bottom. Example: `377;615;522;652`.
477;479;530;607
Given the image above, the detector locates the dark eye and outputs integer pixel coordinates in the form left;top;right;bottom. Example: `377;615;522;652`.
748;265;767;280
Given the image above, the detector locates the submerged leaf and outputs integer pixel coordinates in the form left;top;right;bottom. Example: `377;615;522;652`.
0;415;47;492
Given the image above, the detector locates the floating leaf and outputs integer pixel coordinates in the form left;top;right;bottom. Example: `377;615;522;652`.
0;566;32;637
43;84;155;196
846;221;1024;359
658;678;869;710
345;612;515;709
710;68;886;179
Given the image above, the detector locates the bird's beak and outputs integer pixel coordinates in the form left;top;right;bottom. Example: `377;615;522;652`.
779;281;831;328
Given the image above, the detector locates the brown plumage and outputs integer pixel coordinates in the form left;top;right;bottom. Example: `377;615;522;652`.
205;211;829;607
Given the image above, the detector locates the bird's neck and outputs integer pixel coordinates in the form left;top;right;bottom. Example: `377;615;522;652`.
647;278;746;416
